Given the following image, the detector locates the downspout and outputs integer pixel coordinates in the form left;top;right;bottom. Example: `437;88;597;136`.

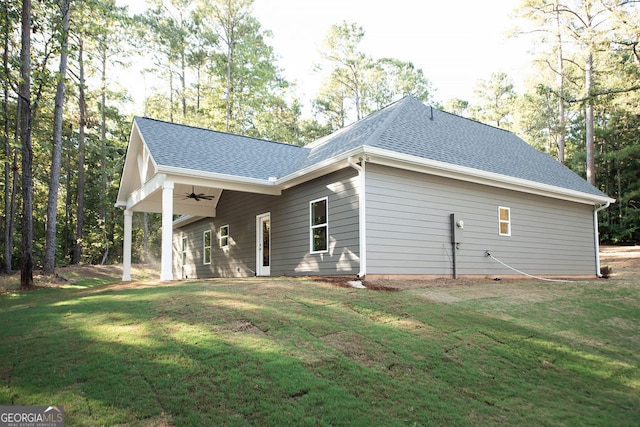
348;156;366;278
594;201;610;278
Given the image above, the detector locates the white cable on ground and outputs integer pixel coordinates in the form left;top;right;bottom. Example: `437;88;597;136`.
486;251;578;283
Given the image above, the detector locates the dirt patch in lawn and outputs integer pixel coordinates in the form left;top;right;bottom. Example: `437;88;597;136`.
364;245;640;291
364;276;501;291
321;330;372;363
362;245;640;302
599;245;640;280
0;264;159;294
311;275;402;291
2;246;637;294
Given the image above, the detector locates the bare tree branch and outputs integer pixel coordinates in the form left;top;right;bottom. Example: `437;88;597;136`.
567;85;640;103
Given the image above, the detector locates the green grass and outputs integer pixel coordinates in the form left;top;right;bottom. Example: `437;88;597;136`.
0;275;638;426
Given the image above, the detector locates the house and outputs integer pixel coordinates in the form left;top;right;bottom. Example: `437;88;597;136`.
115;96;614;281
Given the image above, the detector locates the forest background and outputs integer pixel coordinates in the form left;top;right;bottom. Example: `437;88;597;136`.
2;0;639;287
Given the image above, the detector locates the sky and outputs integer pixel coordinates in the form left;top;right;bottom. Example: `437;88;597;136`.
119;0;533;114
252;0;531;104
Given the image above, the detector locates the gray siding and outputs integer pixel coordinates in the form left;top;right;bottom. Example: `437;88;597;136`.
173;220;214;279
271;169;360;276
174;168;360;278
365;163;597;276
174;163;597;279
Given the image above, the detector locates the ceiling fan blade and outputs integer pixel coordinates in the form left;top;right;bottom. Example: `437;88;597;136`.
177;187;215;202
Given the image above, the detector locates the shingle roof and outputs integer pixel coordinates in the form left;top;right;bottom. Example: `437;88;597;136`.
134;117;307;180
134;96;608;199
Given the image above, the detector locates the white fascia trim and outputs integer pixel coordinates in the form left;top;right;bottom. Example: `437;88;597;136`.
364;146;616;206
276;146;365;188
158;166;282;195
123;173;167;210
116;121;161;207
173;215;203;229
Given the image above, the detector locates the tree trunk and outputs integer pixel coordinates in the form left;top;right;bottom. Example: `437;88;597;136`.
169;66;174;123
100;49;109;265
195;64;201;118
351;65;362;121
585;52;595;185
73;36;86;265
64;150;72;260
555;1;566;164
181;50;187;119
43;0;72;275
8;149;19;272
19;0;33;289
143;211;149;263
226;43;232;132
2;5;13;273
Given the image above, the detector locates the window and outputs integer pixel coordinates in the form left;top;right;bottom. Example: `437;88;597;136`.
220;225;229;248
499;206;511;236
181;236;188;265
310;197;328;253
203;230;212;265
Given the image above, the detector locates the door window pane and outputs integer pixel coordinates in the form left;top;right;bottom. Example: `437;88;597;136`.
262;220;270;267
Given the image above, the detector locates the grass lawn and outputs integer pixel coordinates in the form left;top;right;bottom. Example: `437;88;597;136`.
0;252;638;426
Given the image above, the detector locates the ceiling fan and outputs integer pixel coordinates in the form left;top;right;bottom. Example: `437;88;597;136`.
182;186;215;202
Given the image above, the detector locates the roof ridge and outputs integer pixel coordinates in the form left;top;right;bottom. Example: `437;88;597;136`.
304;96;413;151
304;123;351;149
134;116;305;149
360;95;413;146
434;108;514;134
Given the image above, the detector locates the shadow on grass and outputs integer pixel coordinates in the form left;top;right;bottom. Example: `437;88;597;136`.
0;278;638;425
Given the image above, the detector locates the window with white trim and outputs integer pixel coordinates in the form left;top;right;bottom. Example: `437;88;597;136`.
181;235;188;265
203;230;212;265
220;225;229;248
310;197;328;253
498;206;511;236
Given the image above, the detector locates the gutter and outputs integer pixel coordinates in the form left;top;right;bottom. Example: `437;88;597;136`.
348;156;367;278
594;201;611;278
276;146;364;189
159;166;281;192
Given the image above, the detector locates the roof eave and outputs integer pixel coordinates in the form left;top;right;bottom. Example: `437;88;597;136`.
275;146;366;188
276;145;615;205
172;215;203;228
158;165;282;195
115;119;161;208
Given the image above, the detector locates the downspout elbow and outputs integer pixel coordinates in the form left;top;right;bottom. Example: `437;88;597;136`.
595;201;611;213
347;156;362;172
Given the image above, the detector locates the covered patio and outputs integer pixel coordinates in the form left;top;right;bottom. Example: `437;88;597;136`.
114;119;283;281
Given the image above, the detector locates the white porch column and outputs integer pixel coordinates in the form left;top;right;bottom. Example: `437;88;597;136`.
160;181;174;280
122;209;133;281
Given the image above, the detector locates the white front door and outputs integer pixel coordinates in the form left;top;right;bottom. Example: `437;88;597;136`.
256;213;271;276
